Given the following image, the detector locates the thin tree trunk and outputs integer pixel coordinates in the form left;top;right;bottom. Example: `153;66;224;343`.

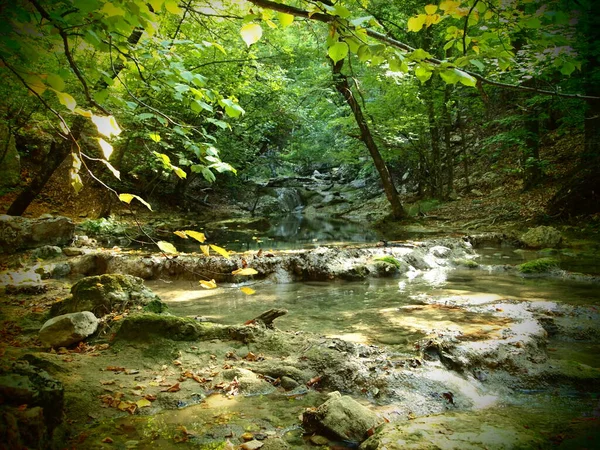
441;84;454;198
331;59;406;219
7;28;143;216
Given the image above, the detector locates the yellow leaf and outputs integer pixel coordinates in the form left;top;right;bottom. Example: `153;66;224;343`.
149;133;161;143
266;19;277;29
91;115;122;138
97;138;113;160
240;287;256;295
157;241;178;254
278;12;294;28
174;231;188;239
407;14;427;32
119;193;153;211
25;75;46;95
70;172;83;194
240;23;262;46
210;244;230;258
232;268;258;276
74;107;92;117
199;279;217;289
200;245;210;256
424;4;438;15
136;398;152;408
184;230;206;243
172;165;187;179
425;14;442;27
54;90;76;111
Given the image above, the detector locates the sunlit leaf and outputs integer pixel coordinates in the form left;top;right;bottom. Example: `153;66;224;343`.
100;159;120;179
424;4;438;15
54;90;76;111
157;241;178;254
407;14;427;32
174;230;188;239
210;244;230;258
74;107;93;117
97;138;113;160
172;165;187;179
278;12;294;28
240;23;262;47
199;279;217;289
415;65;432;83
200;245;210;256
47;73;65;91
164;0;181;14
136;398;152;408
328;42;349;63
70;172;83;194
240;287;256;295
184;230;206;243
232;267;258;276
119;193;153;211
91;115;122;138
149;133;161;142
457;70;477;86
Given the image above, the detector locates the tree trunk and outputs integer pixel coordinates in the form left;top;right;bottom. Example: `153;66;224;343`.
522;109;541;191
6;28;142;216
423;77;442;198
331;59;406;219
441;84;454;198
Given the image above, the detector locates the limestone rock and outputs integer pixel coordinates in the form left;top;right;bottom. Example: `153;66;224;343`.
39;311;98;348
521;226;563;249
51;274;163;317
0;123;20;188
302;391;380;443
211;368;275;396
260;438;289;450
0;215;75;253
30;245;63;260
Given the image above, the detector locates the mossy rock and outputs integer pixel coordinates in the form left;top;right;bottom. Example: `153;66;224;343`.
51;274;164;317
373;255;402;269
143;298;169;314
114;313;232;341
517;258;559;274
453;258;479;269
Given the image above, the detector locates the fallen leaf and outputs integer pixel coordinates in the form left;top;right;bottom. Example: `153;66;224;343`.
173;360;182;366
102;437;113;443
136;398;152;408
105;366;125;372
162;383;181;393
144;394;157;401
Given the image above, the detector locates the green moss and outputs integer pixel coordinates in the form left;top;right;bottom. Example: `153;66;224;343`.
373;255;402;269
453;258;479;269
517;258;559;274
114;313;231;341
143;299;169;314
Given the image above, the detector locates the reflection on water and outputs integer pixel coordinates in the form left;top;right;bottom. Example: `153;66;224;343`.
148;258;600;356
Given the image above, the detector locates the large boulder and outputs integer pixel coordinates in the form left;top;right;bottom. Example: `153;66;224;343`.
0;360;64;449
0;215;75;253
520;226;563;249
0;123;20;188
39;311;98;348
302;391;380;443
50;274;164;317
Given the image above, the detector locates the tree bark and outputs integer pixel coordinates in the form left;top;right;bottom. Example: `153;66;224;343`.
331;59;406;219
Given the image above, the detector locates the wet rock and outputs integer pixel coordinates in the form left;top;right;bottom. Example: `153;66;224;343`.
520;226;562;249
5;282;47;295
62;247;85;257
309;435;330;445
68;254;107;276
302;391;380;443
517;258;559;274
359;409;544;450
30;245;63;260
280;376;300;390
0;215;75;253
464;232;520;249
51;274;162;317
39;311;99;348
430;246;451;258
241;440;264;450
0;360;64;448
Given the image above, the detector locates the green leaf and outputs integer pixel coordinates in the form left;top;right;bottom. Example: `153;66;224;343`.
278;12;294;28
192;99;212;113
206;118;229;130
470;59;485;71
415;65;432;83
409;48;432;61
221;99;245;118
333;4;351;18
164;0;181;15
560;61;576;76
457;70;477;87
350;16;374;27
328;42;349;64
157;241;178;254
240;23;263;47
201;167;216;183
47;74;65;91
357;45;371;62
54;90;76;111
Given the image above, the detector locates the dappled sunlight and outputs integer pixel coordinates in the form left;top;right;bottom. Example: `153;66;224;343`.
426;368;499;410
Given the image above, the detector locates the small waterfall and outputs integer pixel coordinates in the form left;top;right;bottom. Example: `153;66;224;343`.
275;187;303;213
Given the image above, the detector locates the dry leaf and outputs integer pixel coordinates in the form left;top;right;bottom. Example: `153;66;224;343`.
162;383;181;393
240;287;256;295
136;398;152;408
232;267;258;276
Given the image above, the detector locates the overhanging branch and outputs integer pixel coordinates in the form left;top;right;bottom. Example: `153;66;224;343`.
247;0;599;101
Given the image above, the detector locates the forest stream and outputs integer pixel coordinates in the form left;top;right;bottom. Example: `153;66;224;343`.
2;217;600;450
